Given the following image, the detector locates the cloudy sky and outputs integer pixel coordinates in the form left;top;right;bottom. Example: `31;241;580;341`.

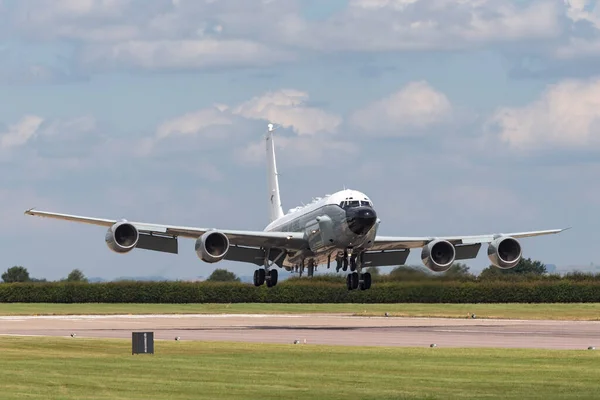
1;0;599;280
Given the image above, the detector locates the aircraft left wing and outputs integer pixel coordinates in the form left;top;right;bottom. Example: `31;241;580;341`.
24;208;308;250
370;228;568;251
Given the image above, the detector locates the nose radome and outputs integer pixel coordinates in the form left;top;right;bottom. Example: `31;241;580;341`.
358;208;376;219
346;206;377;235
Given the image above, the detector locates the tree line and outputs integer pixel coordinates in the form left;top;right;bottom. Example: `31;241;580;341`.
3;258;599;285
203;259;600;283
2;259;600;303
1;266;88;283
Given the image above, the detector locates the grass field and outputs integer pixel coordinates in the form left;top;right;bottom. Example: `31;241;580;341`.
0;303;600;320
1;336;598;399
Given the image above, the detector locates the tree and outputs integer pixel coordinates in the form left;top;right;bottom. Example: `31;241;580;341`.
479;257;547;279
442;262;475;280
511;258;547;274
206;268;240;282
66;269;88;282
444;263;471;276
388;265;431;281
1;266;30;283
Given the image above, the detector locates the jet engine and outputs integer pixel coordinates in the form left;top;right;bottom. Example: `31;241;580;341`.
105;221;139;253
487;236;522;269
421;239;456;272
195;231;230;263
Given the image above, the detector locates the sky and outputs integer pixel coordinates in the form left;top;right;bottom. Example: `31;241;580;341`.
1;0;600;281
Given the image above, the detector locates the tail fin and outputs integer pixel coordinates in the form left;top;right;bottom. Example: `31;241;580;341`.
266;123;284;222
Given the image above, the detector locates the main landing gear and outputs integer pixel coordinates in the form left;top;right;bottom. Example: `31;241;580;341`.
336;250;371;291
253;248;283;288
253;268;278;287
345;271;371;291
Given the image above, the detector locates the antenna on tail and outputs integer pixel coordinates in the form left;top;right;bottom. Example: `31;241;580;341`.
266;123;284;222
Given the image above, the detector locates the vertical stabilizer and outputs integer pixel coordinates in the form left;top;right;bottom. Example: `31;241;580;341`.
266;123;284;222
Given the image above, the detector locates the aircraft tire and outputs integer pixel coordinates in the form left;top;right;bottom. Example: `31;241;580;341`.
253;270;261;286
349;272;359;290
254;269;265;286
350;257;356;272
269;269;278;287
360;272;372;290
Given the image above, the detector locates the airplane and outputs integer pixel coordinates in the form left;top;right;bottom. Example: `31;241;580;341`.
24;123;568;291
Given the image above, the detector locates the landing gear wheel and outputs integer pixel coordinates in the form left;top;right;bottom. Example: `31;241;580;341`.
266;269;278;287
350;256;357;272
253;269;266;286
346;272;359;290
342;257;348;272
359;272;371;290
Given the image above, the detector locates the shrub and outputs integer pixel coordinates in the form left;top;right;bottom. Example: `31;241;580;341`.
1;279;600;303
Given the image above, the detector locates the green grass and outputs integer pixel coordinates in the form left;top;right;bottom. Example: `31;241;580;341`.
1;336;598;399
1;303;600;320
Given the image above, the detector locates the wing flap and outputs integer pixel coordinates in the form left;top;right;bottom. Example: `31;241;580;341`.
454;243;481;260
136;233;179;254
362;249;411;267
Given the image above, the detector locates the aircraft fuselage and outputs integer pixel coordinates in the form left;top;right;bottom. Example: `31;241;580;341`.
263;189;379;269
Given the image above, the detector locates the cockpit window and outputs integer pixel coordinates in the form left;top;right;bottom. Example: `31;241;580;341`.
339;200;364;209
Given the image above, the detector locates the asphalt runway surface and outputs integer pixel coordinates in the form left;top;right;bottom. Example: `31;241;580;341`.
0;313;597;349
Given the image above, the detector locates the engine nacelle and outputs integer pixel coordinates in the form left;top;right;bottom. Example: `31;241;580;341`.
487;236;522;269
105;221;139;253
421;239;456;272
195;231;230;263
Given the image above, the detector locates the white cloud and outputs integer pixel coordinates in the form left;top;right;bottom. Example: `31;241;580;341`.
235;136;358;167
0;115;44;149
155;106;232;140
565;0;600;28
152;89;341;145
19;0;130;22
0;114;99;150
232;89;342;135
487;77;600;150
348;81;452;135
80;39;293;71
4;0;575;73
552;1;600;60
274;0;562;52
0;114;105;178
148;88;345;166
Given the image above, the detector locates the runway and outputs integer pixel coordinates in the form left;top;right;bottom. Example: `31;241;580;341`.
0;313;597;349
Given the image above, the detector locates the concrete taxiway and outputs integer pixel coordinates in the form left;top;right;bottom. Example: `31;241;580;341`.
0;313;597;349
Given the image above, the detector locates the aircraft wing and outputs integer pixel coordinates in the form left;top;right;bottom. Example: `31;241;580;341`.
24;208;308;250
370;228;568;251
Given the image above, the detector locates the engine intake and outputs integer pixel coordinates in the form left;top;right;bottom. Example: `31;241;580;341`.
421;239;456;272
195;231;229;263
105;221;139;253
487;236;522;269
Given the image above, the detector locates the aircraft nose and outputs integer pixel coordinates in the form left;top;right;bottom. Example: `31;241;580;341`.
346;206;377;235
